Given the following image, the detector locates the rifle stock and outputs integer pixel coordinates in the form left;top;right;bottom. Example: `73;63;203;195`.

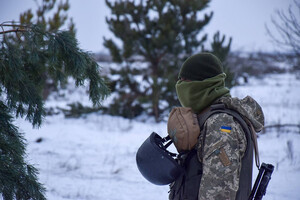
248;163;274;200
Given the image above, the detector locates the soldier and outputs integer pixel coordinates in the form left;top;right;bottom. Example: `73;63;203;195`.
168;53;264;200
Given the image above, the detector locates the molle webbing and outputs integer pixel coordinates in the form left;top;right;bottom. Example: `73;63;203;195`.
169;149;202;200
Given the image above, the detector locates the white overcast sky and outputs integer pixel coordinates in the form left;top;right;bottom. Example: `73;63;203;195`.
0;0;296;53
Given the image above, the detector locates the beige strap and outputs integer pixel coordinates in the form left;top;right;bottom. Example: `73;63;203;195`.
245;118;260;169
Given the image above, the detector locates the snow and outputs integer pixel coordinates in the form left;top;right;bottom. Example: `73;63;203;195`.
231;73;300;125
16;72;300;200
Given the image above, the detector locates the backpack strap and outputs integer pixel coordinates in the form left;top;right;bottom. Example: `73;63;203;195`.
197;103;260;168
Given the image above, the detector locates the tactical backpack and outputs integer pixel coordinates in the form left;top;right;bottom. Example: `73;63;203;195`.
168;103;260;200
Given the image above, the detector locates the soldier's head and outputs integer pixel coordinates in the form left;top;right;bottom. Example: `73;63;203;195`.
176;53;229;113
178;53;224;81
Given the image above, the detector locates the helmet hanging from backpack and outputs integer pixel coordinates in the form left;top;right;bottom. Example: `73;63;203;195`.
136;132;183;185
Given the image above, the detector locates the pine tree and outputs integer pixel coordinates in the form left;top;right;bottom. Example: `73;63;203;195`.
104;0;232;122
0;23;109;199
208;31;233;88
18;0;75;35
17;0;76;99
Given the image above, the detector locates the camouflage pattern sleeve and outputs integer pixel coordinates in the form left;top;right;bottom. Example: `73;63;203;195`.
197;113;247;200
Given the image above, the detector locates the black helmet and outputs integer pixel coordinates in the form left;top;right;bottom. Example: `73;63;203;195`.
136;132;183;185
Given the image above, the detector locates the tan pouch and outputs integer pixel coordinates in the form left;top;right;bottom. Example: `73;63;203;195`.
167;107;200;153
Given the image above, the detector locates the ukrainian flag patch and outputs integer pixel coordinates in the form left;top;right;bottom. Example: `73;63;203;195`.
220;126;231;133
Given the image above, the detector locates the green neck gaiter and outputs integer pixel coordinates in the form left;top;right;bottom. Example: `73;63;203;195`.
176;73;230;113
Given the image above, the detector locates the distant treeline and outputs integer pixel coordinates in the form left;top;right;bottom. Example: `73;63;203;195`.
94;51;299;79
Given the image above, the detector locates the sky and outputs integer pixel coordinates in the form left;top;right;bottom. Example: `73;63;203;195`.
0;0;296;53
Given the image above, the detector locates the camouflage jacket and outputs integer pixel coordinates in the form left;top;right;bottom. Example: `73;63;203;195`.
196;96;264;200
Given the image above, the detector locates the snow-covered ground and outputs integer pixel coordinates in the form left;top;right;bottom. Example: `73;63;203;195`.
16;72;300;200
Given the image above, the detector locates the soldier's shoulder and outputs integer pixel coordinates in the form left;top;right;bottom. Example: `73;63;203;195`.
204;112;245;135
205;112;237;127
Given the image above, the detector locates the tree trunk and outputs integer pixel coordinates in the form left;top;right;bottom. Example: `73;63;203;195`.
152;76;160;122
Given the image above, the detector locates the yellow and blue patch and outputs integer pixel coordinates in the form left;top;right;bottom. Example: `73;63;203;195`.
220;126;231;133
